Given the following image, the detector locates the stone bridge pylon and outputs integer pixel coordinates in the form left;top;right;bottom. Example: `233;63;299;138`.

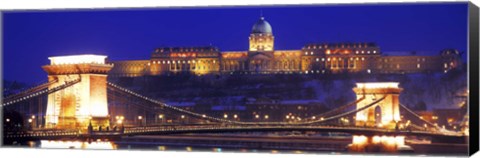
42;55;113;129
354;82;402;129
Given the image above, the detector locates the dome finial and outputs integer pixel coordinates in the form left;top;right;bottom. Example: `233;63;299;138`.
260;10;264;20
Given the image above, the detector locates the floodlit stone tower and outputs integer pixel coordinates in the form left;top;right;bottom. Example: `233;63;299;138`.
43;55;113;130
353;82;402;129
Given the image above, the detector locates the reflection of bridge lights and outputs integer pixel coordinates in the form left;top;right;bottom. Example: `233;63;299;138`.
372;136;381;144
158;146;166;151
352;135;367;145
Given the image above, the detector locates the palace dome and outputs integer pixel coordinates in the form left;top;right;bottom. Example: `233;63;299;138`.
251;17;272;34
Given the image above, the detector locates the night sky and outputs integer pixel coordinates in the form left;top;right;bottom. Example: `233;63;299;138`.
3;2;468;84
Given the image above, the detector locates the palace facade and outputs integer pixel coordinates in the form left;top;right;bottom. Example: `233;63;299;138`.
109;16;461;77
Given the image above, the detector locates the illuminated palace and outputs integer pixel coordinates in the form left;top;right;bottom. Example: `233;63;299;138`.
109;16;461;77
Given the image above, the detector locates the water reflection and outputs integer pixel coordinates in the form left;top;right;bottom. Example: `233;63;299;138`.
32;140;313;154
39;140;115;149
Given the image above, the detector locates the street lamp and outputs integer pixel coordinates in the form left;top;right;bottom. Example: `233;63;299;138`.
234;114;238;119
138;116;144;126
6;118;10;123
264;115;269;119
255;114;259;119
159;114;164;119
224;114;228;119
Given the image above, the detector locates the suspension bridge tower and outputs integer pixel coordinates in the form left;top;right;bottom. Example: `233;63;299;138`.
353;82;402;129
42;55;113;130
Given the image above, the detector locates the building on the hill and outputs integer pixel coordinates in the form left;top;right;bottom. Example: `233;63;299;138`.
108;16;461;77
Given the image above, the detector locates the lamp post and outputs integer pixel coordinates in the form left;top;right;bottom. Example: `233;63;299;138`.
158;114;164;125
138;116;143;126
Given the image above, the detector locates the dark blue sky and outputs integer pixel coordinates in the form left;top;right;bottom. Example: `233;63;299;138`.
3;3;468;84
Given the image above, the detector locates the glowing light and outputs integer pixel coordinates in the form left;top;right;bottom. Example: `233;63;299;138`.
372;136;381;144
28;119;32;123
159;114;164;119
264;115;269;119
234;114;238;119
138;116;143;120
356;82;399;89
352;135;368;145
40;140;114;149
48;54;107;65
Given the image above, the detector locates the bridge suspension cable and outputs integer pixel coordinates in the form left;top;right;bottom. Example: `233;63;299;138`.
3;79;58;103
312;96;365;119
298;96;386;125
107;82;241;124
399;103;442;130
2;78;81;106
